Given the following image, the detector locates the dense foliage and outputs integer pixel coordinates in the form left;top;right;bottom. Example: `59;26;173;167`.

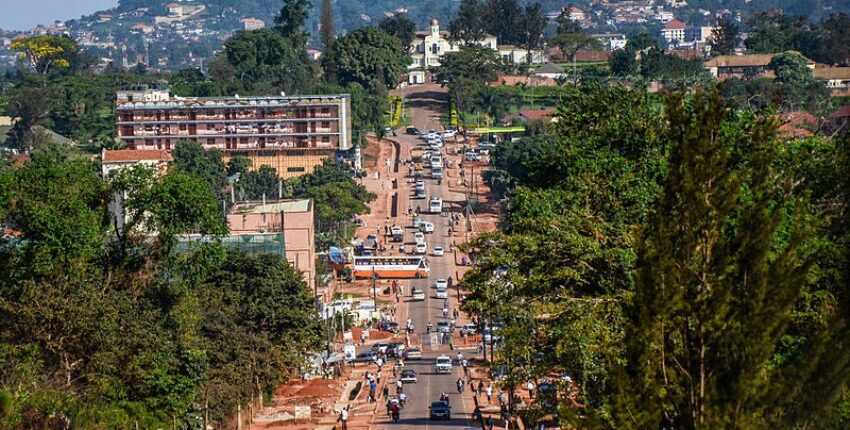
462;82;850;428
0;148;322;429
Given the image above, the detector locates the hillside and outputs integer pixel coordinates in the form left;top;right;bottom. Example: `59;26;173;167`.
10;0;848;71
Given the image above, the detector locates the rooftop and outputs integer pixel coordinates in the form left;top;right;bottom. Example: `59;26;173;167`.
102;149;174;163
664;19;686;30
705;54;815;68
813;66;850;80
116;93;351;110
230;199;312;215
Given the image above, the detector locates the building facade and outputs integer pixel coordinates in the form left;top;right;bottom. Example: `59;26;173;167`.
704;54;815;80
660;19;686;45
408;19;498;71
115;89;352;178
226;199;316;291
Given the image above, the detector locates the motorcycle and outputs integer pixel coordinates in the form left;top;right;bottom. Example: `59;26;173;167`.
392;410;400;423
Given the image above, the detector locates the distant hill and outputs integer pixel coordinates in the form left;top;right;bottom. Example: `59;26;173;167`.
47;0;850;72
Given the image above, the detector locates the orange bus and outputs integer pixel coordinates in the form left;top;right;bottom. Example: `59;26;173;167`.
353;256;430;279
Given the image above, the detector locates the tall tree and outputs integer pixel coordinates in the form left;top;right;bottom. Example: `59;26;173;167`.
220;29;314;95
435;45;503;84
608;90;846;429
710;16;740;55
328;27;405;94
448;0;488;45
483;0;522;45
555;10;583;35
319;0;338;83
274;0;312;50
319;0;335;51
518;2;547;63
551;33;603;63
378;14;417;54
171;140;228;197
813;13;850;65
10;35;76;74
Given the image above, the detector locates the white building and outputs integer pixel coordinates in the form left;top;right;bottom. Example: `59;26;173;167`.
406;19;547;83
407;19;498;83
660;19;686;45
240;17;265;31
592;33;628;51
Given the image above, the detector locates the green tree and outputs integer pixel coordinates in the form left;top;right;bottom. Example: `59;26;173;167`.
482;0;522;45
238;165;283;200
220;29;314;95
745;11;808;54
608;90;843;429
319;0;337;83
518;2;547;64
435;45;503;84
330;27;405;94
226;156;252;176
449;0;488;45
812;14;850;65
625;32;658;52
551;32;603;63
555;9;584;35
378;14;416;53
171;140;228;196
608;49;637;76
274;0;312;50
768;50;829;111
3;86;52;152
710;16;740;55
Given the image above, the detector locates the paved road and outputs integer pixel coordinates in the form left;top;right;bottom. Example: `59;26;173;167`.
375;86;479;430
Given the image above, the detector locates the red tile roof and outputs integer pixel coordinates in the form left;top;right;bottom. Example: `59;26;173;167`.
664;19;686;30
102;149;174;163
778;111;818;128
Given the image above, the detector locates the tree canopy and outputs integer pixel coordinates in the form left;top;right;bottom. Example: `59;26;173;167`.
328;26;405;94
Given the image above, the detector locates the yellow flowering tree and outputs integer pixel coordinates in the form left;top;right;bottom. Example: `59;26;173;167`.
11;35;76;74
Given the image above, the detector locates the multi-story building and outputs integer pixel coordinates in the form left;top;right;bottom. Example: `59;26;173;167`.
226;199;317;291
115;89;352;178
407;19;498;83
591;33;628;51
660;19;687;45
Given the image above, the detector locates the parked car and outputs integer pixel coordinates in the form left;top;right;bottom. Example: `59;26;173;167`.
426;132;439;140
432;246;444;256
429;401;451;419
459;323;478;335
442;129;457;138
406;127;420;135
464;151;481;161
479;142;497;150
405;348;422;360
419;221;435;233
372;342;390;353
400;369;418;383
353;351;377;362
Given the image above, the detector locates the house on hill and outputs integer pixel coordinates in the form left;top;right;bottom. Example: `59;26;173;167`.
660;19;686;45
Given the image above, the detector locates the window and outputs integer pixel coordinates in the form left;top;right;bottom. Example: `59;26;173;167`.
287;167;306;172
207;123;214;130
322;121;330;128
431;43;439;54
240;138;248;144
179;124;187;131
321;136;330;143
321;108;330;114
207;138;215;145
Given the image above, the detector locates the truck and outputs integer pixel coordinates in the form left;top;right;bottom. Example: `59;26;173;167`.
410;148;424;162
390;226;404;242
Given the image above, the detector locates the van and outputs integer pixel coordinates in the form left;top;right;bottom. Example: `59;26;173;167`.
419;221;435;233
429;198;443;214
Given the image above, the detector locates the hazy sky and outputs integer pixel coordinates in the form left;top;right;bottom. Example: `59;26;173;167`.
0;0;118;31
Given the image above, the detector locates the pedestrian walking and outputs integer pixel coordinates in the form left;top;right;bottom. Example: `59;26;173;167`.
383;385;389;400
339;406;349;430
457;378;465;393
486;385;492;404
527;381;535;398
487;416;494;430
377;370;382;384
477;381;484;396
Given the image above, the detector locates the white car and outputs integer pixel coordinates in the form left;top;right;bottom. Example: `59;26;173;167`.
435;279;448;289
430;156;443;168
426;132;439;140
436;321;452;333
419;221;435;233
432;246;444;256
464;151;481;161
435;355;453;374
414;232;425;244
442;129;457;138
412;289;426;301
415;242;428;254
435;287;448;299
415;179;425;188
460;323;478;335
